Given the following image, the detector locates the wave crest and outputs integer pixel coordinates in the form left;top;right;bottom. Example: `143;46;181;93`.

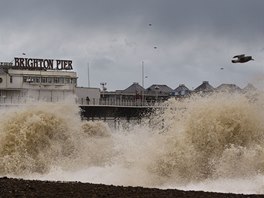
151;93;264;182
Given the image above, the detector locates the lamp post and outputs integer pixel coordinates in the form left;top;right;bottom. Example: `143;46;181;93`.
155;85;159;103
87;63;90;88
141;61;148;106
100;82;107;101
142;61;144;105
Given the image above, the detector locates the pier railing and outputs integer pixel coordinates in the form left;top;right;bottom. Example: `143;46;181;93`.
76;97;165;107
0;96;166;107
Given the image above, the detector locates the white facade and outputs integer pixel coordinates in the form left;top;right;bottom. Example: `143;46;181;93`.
0;64;77;103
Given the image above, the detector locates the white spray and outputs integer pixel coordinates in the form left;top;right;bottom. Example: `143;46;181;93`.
0;93;263;194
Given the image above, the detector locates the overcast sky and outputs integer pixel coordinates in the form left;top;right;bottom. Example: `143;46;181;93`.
1;0;264;91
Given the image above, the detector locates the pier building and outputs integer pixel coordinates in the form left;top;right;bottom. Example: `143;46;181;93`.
0;57;77;103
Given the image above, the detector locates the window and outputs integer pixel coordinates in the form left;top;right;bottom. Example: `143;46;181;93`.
180;90;185;95
10;76;13;83
41;77;47;83
54;77;59;83
71;78;76;84
59;77;64;84
0;78;2;83
47;77;53;83
31;77;36;83
35;77;40;83
65;78;70;84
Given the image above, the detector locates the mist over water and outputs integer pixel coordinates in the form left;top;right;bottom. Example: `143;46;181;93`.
0;93;264;194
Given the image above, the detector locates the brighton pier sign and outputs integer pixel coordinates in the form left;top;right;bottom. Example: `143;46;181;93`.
13;57;73;70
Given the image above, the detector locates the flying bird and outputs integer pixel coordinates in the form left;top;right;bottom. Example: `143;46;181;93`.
232;54;254;63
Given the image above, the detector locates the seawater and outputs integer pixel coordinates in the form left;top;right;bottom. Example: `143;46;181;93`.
0;93;264;194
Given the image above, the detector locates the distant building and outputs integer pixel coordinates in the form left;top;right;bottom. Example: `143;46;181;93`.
145;84;173;100
216;84;242;93
98;83;173;106
243;83;257;93
98;82;145;106
241;83;258;102
123;82;145;93
114;82;145;100
194;81;214;93
173;84;191;97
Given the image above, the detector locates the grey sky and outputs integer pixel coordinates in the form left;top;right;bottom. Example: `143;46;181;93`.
1;0;264;91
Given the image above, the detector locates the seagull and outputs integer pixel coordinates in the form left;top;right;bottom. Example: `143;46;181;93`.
232;54;254;63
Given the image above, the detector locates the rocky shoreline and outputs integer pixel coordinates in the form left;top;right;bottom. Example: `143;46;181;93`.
0;177;263;198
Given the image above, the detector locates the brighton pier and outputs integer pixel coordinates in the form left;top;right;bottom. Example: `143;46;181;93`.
0;57;256;121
